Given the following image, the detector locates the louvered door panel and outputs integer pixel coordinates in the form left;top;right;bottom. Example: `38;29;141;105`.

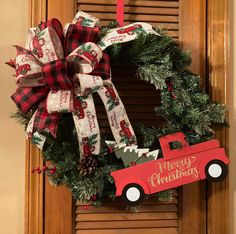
75;192;179;234
75;1;180;234
94;66;163;135
78;0;179;38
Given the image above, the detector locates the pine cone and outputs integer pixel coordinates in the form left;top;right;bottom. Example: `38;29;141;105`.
78;155;97;176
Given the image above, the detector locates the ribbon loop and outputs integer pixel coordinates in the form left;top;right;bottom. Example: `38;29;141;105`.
68;42;103;74
29;27;64;63
42;59;72;90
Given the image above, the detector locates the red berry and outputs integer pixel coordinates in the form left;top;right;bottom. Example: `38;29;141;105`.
31;169;35;173
91;195;97;201
43;166;47;171
167;84;173;92
172;94;177;100
108;147;113;153
37;169;42;174
35;166;40;171
50;168;56;175
83;205;89;210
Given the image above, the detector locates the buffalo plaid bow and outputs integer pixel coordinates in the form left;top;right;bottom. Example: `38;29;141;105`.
9;18;110;137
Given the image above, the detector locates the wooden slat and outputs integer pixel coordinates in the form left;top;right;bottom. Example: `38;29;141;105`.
76;204;178;214
76;220;178;229
97;97;158;105
101;20;179;30
95;113;160;120
109;89;159;97
98;121;164;129
84;12;178;23
76;212;178;221
79;5;179;15
75;228;178;234
76;196;178;207
78;0;179;8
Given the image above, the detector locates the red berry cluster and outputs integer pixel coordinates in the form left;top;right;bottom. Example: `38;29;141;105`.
91;195;97;201
31;165;56;175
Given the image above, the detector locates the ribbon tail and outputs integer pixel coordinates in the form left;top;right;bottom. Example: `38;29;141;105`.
11;86;48;114
33;100;61;137
25;111;47;149
97;82;137;146
72;94;101;159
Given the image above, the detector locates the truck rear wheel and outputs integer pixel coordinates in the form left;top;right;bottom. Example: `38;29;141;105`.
205;159;228;183
122;183;145;206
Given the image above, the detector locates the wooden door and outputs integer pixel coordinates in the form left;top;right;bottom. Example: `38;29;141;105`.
25;0;230;234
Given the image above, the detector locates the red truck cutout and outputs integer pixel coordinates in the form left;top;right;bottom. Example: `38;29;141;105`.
15;63;31;76
32;36;45;58
111;132;230;206
82;137;95;156
119;120;136;144
105;86;119;106
117;24;143;35
74;98;87;119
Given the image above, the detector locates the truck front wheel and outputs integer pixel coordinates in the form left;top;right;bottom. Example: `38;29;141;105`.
205;159;228;183
121;183;145;206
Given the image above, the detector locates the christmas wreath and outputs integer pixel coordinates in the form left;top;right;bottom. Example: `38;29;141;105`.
8;12;227;205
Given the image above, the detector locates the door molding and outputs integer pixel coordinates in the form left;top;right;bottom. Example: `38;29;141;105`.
26;0;230;233
207;0;230;233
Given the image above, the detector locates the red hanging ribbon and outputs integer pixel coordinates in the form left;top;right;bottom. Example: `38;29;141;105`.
116;0;124;26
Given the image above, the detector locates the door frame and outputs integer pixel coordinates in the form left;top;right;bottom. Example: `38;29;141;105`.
25;0;231;233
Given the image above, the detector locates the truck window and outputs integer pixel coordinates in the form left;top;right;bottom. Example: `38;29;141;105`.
169;141;183;150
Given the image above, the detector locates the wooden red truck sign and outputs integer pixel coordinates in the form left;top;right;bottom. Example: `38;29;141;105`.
111;132;230;206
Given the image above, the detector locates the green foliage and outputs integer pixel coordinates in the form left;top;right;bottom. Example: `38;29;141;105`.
11;25;227;205
10;110;34;130
137;64;172;90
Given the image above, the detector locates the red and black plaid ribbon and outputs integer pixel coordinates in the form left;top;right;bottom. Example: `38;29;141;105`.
10;18;110;137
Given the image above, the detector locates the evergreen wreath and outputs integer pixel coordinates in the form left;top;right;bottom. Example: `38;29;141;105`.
13;24;226;205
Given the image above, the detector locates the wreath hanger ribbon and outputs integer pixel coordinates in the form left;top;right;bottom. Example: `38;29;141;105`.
10;11;158;159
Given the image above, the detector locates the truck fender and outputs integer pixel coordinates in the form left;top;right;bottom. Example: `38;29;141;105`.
198;153;230;179
116;178;150;196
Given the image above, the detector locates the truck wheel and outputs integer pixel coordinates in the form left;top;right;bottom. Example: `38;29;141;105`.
122;183;145;206
205;160;228;183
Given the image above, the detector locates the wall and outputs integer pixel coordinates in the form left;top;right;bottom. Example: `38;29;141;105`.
0;1;28;234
